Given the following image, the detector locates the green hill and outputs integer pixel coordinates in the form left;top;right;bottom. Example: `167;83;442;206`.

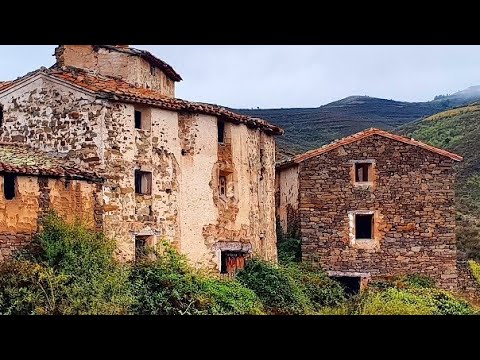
235;86;480;161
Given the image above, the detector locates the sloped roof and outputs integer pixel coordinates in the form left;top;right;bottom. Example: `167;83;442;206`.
93;45;182;82
0;67;283;136
277;128;463;169
0;143;102;181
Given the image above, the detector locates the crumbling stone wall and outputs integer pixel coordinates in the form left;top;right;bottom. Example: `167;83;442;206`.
275;165;299;237
55;45;175;97
0;77;105;172
298;135;458;290
0;75;277;269
0;175;100;260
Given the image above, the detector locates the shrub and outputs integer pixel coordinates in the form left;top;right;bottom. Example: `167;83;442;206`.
468;260;480;284
130;242;263;315
282;263;346;309
130;245;209;315
357;287;434;315
199;277;264;315
35;213;133;315
0;260;67;315
277;238;301;264
236;258;310;314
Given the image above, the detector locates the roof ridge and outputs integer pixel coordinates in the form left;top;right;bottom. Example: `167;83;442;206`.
278;127;462;168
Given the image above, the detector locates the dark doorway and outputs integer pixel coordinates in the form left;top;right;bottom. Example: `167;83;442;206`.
221;251;246;276
333;276;361;295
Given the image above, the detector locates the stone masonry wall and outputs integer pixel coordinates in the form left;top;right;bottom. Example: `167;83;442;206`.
55;45;175;97
0;75;278;269
299;135;458;290
0;175;100;260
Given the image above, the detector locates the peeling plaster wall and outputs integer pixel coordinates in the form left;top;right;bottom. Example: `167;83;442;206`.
0;175;99;261
276;165;299;236
102;105;181;260
298;135;458;290
0;77;278;268
55;45;175;97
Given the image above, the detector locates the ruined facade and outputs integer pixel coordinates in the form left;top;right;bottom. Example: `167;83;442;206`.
0;143;102;260
0;45;282;271
276;128;463;290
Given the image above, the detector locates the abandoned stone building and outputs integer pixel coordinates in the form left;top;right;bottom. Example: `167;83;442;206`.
0;143;102;260
276;128;463;290
0;45;283;273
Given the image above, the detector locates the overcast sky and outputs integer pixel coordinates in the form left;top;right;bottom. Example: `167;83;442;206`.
1;45;479;109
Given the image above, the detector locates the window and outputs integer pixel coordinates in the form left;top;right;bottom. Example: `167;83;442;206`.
355;213;374;240
150;64;156;76
219;176;227;198
135;170;152;195
134;110;142;129
218;120;225;143
3;174;16;200
221;251;246;275
0;104;3;127
355;162;372;183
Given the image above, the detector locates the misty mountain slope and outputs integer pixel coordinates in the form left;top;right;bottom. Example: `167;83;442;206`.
235;86;480;160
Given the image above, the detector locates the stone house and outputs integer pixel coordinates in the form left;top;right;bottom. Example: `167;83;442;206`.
0;45;283;273
276;128;463;290
0;143;102;260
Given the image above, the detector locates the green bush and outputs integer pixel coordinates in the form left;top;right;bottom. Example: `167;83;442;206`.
468;260;480;284
0;260;67;315
130;243;264;315
36;214;132;314
359;276;475;315
199;277;264;315
358;287;434;315
236;258;310;314
130;245;210;315
282;263;346;310
277;238;302;264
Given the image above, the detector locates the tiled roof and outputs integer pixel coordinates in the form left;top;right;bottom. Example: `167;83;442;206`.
94;45;183;82
277;128;463;169
0;143;102;181
46;67;283;135
0;81;13;92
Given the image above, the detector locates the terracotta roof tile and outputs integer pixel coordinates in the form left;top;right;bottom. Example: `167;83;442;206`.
0;143;102;181
277;128;463;169
46;67;283;135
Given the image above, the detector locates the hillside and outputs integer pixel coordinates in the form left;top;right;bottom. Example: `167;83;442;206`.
400;103;480;215
235;86;480;160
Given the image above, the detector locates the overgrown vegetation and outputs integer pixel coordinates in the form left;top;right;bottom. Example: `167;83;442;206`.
0;215;477;315
469;260;480;285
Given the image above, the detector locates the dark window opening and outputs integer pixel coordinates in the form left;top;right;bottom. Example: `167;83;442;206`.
64;179;71;190
135;170;152;195
218;120;225;143
219;176;227;197
355;163;372;182
332;276;361;296
0;105;3;127
355;214;374;240
3;174;16;200
221;251;246;275
135;236;149;261
260;148;265;180
135;110;142;129
150;64;156;76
